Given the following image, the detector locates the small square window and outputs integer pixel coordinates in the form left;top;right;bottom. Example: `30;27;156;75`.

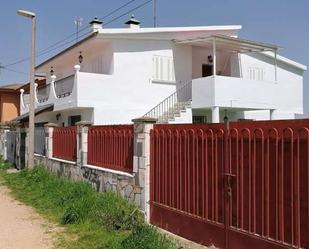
193;116;207;124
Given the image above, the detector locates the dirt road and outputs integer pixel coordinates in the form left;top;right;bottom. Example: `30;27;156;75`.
0;183;57;249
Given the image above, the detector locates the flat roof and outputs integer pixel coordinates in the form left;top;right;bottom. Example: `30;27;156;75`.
98;25;242;34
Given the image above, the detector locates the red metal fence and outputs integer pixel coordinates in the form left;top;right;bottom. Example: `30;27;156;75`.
53;127;77;161
87;125;134;173
150;120;309;249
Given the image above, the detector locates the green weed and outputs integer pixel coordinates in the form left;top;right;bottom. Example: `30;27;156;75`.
0;161;178;249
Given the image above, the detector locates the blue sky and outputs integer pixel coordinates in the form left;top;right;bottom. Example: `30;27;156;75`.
0;0;308;115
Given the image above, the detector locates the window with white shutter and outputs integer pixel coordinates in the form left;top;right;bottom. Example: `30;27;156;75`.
247;67;265;81
152;55;176;83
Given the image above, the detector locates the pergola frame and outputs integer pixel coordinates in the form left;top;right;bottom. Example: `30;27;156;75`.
174;35;281;81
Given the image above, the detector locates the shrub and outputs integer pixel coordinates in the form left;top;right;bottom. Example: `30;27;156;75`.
95;192;143;231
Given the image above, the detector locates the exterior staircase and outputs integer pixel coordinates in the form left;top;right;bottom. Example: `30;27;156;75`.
143;81;192;123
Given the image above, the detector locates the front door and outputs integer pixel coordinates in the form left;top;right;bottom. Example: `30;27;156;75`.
202;64;213;77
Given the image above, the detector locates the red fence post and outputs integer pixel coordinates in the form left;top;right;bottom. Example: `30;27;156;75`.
132;117;157;222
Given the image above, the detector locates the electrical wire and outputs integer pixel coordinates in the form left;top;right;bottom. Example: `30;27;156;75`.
1;0;153;71
99;0;137;20
105;0;152;26
0;66;27;75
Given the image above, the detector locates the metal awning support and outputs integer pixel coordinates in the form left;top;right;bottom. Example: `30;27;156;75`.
274;50;278;82
173;35;281;53
213;37;216;76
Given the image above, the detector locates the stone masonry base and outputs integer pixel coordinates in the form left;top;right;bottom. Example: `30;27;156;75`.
34;155;143;208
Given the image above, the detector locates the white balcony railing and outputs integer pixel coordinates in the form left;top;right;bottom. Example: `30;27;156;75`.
55;75;74;98
37;84;50;103
20;65;79;115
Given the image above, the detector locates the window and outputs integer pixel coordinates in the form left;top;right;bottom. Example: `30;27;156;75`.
68;115;81;126
247;67;265;81
152;55;175;83
193;116;207;124
202;64;213;77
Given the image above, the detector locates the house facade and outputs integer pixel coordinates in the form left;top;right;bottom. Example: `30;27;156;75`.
0;84;22;122
18;16;307;126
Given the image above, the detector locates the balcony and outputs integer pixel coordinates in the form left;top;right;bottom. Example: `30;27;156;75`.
20;65;114;115
192;75;279;110
20;73;76;115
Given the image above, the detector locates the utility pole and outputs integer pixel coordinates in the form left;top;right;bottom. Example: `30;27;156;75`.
74;17;83;42
17;10;36;169
153;0;157;27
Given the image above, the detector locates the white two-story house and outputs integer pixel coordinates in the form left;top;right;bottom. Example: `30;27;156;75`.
18;16;307;126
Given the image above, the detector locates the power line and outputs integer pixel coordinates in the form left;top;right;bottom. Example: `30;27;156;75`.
3;0;139;68
37;30;92;58
3;28;91;68
105;0;152;26
0;66;27;75
99;0;137;20
1;30;92;77
2;0;152;70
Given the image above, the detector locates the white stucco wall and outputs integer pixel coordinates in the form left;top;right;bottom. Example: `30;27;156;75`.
31;39;195;125
30;27;305;125
76;39;194;124
241;53;304;115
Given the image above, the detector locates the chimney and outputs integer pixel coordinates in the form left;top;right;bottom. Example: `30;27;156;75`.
125;15;140;29
89;17;103;32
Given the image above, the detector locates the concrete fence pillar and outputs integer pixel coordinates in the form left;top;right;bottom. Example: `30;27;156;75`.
0;127;10;160
212;106;220;123
76;121;93;167
44;123;58;159
132;117;157;222
15;127;24;170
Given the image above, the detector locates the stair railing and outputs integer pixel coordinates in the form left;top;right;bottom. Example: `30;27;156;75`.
143;81;192;122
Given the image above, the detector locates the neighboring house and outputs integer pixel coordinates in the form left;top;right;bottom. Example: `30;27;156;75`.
0;84;22;122
18;16;307;126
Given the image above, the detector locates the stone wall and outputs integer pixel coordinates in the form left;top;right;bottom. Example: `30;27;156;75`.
34;155;142;207
2;118;156;218
30;117;156;218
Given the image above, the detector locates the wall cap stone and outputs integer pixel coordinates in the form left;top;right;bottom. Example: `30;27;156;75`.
76;120;93;126
44;123;58;127
132;117;157;124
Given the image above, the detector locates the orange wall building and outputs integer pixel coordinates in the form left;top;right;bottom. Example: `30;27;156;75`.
0;84;22;122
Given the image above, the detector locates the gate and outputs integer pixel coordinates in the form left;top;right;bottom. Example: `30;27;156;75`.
6;131;17;165
150;120;309;249
34;127;46;156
